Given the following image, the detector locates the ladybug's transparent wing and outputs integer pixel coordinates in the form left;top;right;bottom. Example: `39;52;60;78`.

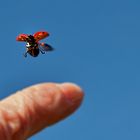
33;31;49;41
16;34;28;42
39;43;54;52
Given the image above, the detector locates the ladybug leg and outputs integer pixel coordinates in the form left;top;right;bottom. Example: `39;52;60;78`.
23;52;28;57
38;43;45;54
39;49;45;54
23;48;29;57
41;51;45;54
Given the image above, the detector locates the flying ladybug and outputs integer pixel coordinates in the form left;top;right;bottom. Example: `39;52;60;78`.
16;31;53;57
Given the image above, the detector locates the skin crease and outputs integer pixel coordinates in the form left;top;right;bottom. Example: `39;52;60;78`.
0;83;84;140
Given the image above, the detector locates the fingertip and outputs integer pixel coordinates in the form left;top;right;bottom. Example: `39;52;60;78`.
56;82;84;105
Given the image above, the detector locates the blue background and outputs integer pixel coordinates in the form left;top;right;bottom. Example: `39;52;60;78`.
0;0;140;139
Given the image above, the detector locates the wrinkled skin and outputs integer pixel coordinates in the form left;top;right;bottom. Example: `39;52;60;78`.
0;83;84;140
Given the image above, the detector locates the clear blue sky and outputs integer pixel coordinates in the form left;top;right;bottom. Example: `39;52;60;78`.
0;0;140;139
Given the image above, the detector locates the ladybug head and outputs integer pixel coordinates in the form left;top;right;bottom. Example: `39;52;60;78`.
26;35;36;43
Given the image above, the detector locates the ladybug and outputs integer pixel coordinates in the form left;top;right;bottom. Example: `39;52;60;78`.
16;31;53;57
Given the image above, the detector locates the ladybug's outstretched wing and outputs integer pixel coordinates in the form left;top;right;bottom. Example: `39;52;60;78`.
33;31;49;41
16;34;28;42
39;43;54;51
